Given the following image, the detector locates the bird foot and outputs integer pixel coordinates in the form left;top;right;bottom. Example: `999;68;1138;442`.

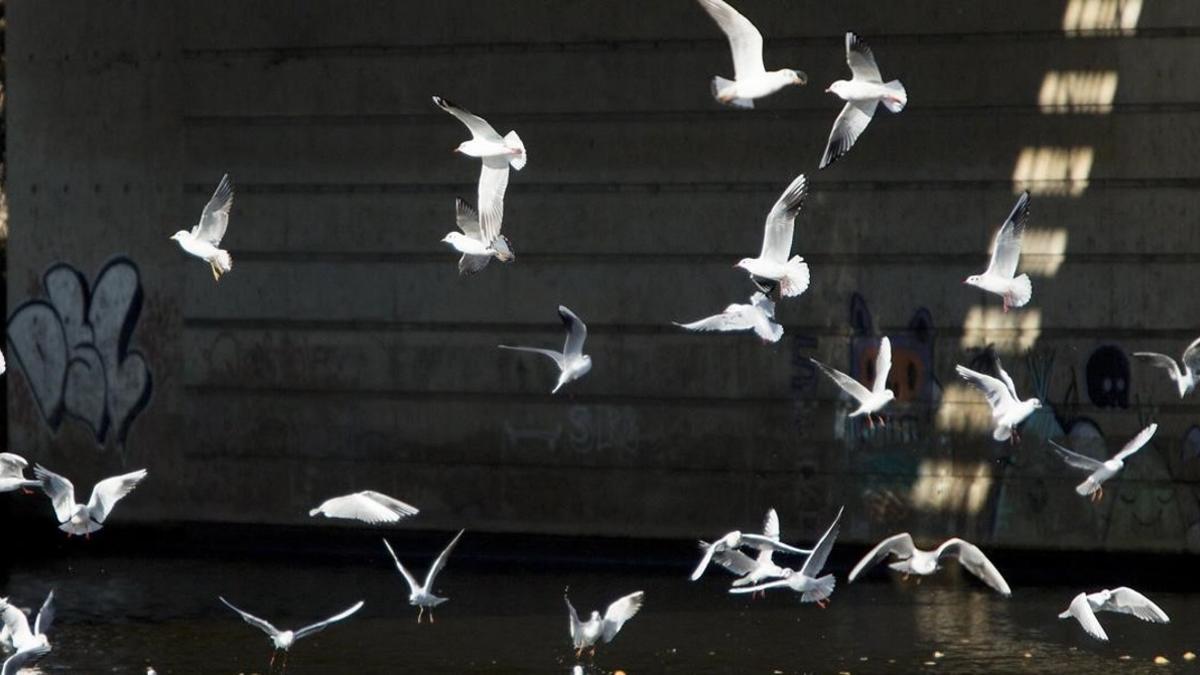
816;599;828;609
1091;489;1103;503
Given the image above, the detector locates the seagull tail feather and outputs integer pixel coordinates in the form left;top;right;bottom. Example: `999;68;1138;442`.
1008;274;1032;308
711;76;753;109
801;574;836;603
882;80;907;112
504;131;527;171
779;257;810;297
212;249;233;277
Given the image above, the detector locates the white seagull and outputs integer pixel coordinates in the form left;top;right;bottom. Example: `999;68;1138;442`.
499;306;592;394
219;596;363;672
674;292;783;343
702;509;793;595
810;336;895;429
735;173;810;298
382;529;465;623
449;198;515;276
692;518;813;582
964;191;1033;312
0;591;53;675
848;534;1011;596
729;506;843;606
1049;423;1157;503
433;96;524;267
171;174;234;281
819;33;907;169
695;0;806;109
565;588;645;659
1133;337;1200;398
0;454;40;494
34;465;147;537
308;491;419;524
1059;587;1169;642
955;358;1041;443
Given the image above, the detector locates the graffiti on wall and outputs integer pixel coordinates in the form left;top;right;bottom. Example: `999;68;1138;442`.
6;257;153;447
1086;344;1131;409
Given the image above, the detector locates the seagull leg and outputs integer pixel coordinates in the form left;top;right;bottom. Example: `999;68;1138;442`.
1003;294;1011;313
417;606;424;624
878;414;886;427
281;650;289;675
816;598;828;609
269;650;277;672
1091;488;1103;503
866;415;874;430
430;610;436;624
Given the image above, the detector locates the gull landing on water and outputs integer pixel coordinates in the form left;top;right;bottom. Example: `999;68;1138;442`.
382;530;465;623
694;0;806;109
809;337;895;429
1134;337;1200;398
964;191;1033;312
819;33;906;170
219;597;363;673
735;173;810;299
0;453;40;494
1049;423;1157;503
499;306;592;394
1059;587;1169;642
171;174;234;281
565;588;644;659
847;533;1012;596
729;506;843;607
674;292;783;343
308;491;419;525
0;591;54;675
955;357;1041;443
34;465;147;537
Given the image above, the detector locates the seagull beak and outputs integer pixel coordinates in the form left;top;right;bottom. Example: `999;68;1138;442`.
824;87;832;93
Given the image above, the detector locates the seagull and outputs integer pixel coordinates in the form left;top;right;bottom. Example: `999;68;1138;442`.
171;174;234;281
674;292;783;343
734;173;810;298
0;348;6;375
0;454;40;494
694;0;806;108
1;591;53;675
449;198;515;275
382;530;465;623
691;517;813;582
955;357;1041;443
847;533;1011;596
433;96;524;266
308;491;419;525
729;506;844;607
1059;587;1169;642
701;509;793;596
565;588;645;659
219;596;363;673
810;336;895;429
499;306;592;394
33;465;147;537
964;191;1033;312
1133;337;1200;398
1049;423;1157;503
819;33;906;169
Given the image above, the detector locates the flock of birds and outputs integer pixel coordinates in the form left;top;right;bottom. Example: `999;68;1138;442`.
1;0;1195;672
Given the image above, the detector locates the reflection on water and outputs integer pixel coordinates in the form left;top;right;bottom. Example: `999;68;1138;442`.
2;552;1198;673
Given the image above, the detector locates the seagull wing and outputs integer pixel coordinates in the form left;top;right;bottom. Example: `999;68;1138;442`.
1099;587;1170;624
955;365;1015;413
308;491;419;524
219;597;281;639
1048;440;1105;472
381;538;423;594
819;100;876;170
601;591;645;643
728;578;792;594
499;345;565;369
695;0;765;79
810;358;872;404
740;533;812;555
995;357;1020;400
1181;337;1200;376
799;506;843;578
848;532;915;582
477;157;510;246
674;308;755;334
85;469;148;524
700;541;757;577
984;191;1030;279
0;600;32;645
192;174;234;246
431;96;503;142
455;198;483;239
691;542;720;581
872;337;892;394
759;173;806;264
762;508;780;540
2;642;51;675
33;465;77;523
937;539;1011;596
423;529;466;590
293;600;364;640
845;32;882;83
558;306;588;359
1133;352;1182;380
0;453;28;479
1065;592;1108;641
749;292;775;317
1113;423;1157;462
564;591;584;649
33;590;54;637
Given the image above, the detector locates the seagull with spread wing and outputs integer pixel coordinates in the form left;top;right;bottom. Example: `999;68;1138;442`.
33;465;147;537
701;508;793;597
694;0;806;108
955;357;1041;443
692;516;813;582
499;306;592;394
810;336;895;429
965;191;1033;312
219;596;363;673
819;33;906;169
1049;423;1157;503
308;491;419;524
565;588;644;659
382;530;465;623
1134;337;1200;398
729;506;843;607
171;174;234;281
735;173;810;298
0;453;40;494
848;533;1011;596
448;198;515;275
0;591;53;675
1059;587;1169;642
674;291;783;343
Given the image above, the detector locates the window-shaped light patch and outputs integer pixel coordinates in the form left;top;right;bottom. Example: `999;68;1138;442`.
1012;146;1094;197
960;307;1042;351
1063;0;1142;36
1019;228;1069;277
935;383;994;435
1038;71;1119;114
910;460;993;515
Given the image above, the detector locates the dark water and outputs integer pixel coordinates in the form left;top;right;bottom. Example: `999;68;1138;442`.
3;541;1200;674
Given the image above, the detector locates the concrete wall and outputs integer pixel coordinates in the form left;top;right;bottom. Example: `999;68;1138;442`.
8;0;1200;551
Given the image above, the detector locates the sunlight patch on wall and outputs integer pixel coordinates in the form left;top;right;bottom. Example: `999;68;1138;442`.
960;307;1042;351
1012;146;1094;196
1038;71;1119;114
935;383;992;434
1019;228;1069;277
1063;0;1142;36
910;460;993;515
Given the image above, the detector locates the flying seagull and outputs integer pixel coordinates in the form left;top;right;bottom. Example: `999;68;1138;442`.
0;591;53;675
449;198;515;275
565;588;645;659
382;530;465;623
955;357;1041;443
848;534;1011;596
219;596;363;672
810;336;895;428
499;306;592;394
692;520;813;582
701;508;793;595
34;465;147;536
735;173;810;298
1049;423;1157;502
729;506;844;607
308;491;419;525
171;174;234;281
820;33;906;169
964;192;1033;312
0;453;40;494
433;96;524;267
694;0;806;108
1133;337;1200;398
1059;587;1169;642
674;292;783;343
